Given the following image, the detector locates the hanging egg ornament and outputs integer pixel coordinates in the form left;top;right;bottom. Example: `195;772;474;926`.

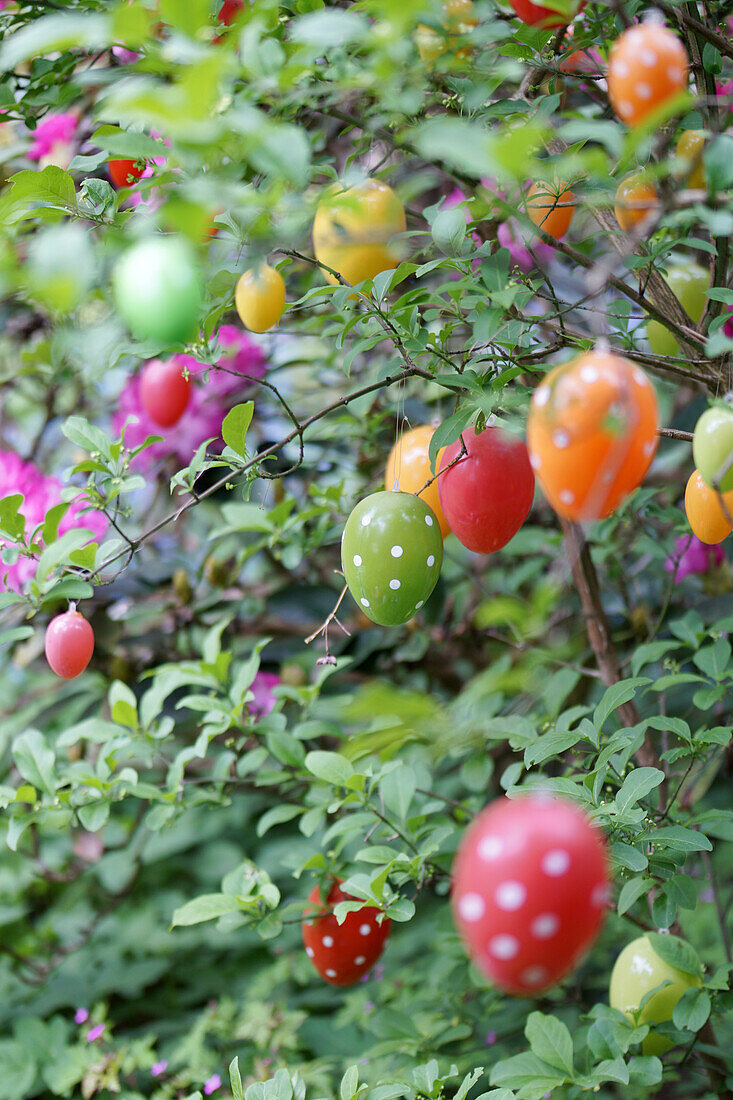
303;879;392;987
437;425;535;554
607;22;689;128
384;425;450;538
452;795;610;995
527;349;658;522
341;491;443;626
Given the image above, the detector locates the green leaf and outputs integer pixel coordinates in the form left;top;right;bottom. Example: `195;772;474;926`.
615;768;665;815
672;987;710;1032
171;893;241;927
593;679;649;733
230;1057;244;1100
304;750;354;785
647;825;712;852
431;205;467;257
290;10;370;47
0;495;26;542
12;729;56;797
489;1052;566;1094
0;13;110;69
222;402;254;458
647;933;703;978
617;877;651;916
340;1066;359;1100
5;166;76;214
525;1012;574;1076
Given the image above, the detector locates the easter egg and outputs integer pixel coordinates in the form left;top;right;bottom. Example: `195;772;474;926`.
452;794;610;995
437;425;534;554
693;405;733;493
341;491;443;626
614;172;659;232
235;264;286;332
527;180;575;240
607;22;689;128
646;262;708;358
45;610;95;679
113;236;203;346
609;936;702;1054
508;0;585;29
527;350;659;521
303;879;391;987
313;180;406;287
384;425;450;538
684;469;733;545
675;129;706;190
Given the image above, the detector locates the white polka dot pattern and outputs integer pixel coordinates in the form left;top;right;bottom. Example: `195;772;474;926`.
341;491;444;627
490;934;519;960
451;795;610;996
359;924;371;936
322;935;334;947
495;880;526;911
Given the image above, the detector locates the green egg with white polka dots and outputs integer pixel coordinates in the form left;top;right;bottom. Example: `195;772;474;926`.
341;490;443;626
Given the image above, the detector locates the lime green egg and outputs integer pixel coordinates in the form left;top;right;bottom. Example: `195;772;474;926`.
342;490;443;626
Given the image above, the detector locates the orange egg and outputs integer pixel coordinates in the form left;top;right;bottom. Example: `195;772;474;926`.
385;425;450;537
684;470;733;545
614;172;659;232
527;349;659;521
527;181;575;240
607;22;688;128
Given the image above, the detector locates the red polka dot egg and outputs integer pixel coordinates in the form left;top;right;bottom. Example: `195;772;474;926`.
607;21;689;128
303;879;392;986
451;795;610;995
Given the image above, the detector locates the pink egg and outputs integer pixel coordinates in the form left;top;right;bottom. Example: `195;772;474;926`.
451;795;610;995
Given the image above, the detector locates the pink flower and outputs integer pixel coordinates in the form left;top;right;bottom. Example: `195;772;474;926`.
664;533;724;583
0;450;108;593
723;304;733;340
151;1061;168;1077
27;113;78;169
112;45;141;65
204;1075;221;1095
112;329;266;473
74;1008;89;1025
485;1030;497;1045
86;1023;105;1042
249;671;281;718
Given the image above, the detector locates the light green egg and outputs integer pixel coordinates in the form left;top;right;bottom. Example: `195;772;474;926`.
341;490;443;626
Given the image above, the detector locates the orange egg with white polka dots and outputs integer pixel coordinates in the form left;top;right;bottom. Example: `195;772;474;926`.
607;22;689;128
527;350;659;522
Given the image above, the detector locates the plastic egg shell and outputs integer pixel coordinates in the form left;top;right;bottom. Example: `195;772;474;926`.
341;490;443;626
437;425;535;554
303;880;392;987
527;350;658;522
609;935;702;1054
451;795;610;995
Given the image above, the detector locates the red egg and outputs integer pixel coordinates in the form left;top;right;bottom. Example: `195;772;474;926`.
139;358;191;428
218;0;244;26
452;795;610;995
302;879;391;987
45;610;95;680
437;425;535;553
508;0;585;29
108;158;145;189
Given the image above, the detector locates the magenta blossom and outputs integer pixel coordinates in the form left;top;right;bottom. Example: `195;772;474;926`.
723;303;733;340
249;671;281;719
485;1030;497;1045
87;1024;105;1042
664;533;724;583
204;1075;222;1095
74;1007;89;1025
0;450;108;593
27;112;78;169
151;1061;168;1077
113;327;266;472
112;45;141;65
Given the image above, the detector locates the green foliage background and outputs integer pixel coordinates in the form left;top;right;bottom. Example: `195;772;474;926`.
0;0;732;1098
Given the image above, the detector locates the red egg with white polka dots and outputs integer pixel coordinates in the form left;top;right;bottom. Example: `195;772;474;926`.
302;879;392;987
451;795;610;995
607;22;689;128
